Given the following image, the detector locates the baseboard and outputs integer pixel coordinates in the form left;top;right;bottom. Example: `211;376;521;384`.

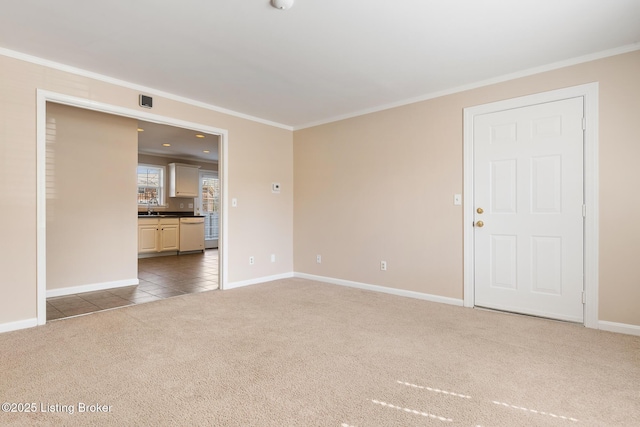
0;317;38;334
294;272;464;307
598;320;640;336
46;278;140;298
225;272;295;290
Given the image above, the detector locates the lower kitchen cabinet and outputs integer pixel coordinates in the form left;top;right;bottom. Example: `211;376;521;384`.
138;218;180;255
159;221;179;251
138;222;158;253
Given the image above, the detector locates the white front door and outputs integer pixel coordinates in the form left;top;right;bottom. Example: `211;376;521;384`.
473;97;585;322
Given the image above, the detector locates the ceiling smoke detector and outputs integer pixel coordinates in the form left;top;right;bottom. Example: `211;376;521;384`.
271;0;294;10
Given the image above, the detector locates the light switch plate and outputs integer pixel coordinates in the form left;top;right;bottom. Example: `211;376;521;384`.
232;198;238;207
454;194;462;206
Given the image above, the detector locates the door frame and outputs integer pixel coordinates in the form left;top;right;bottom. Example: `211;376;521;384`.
462;83;599;328
36;89;230;325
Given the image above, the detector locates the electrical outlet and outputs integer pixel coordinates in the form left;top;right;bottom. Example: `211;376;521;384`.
271;254;276;263
249;256;254;265
316;255;322;264
380;261;387;271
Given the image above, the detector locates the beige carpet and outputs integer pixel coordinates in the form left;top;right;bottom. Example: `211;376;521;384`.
1;278;639;426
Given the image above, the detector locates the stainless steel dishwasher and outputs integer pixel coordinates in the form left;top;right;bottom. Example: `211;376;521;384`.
179;217;205;253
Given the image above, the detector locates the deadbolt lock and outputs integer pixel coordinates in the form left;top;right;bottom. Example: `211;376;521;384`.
476;207;484;214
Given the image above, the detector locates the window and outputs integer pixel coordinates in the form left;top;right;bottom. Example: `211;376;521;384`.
201;174;220;214
200;172;220;241
137;164;165;205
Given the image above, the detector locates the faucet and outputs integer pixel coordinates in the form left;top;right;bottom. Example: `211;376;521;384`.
147;196;158;215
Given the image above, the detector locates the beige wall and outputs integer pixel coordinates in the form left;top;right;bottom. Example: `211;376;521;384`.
46;103;138;290
294;50;640;327
1;47;638;330
137;153;218;212
0;54;294;326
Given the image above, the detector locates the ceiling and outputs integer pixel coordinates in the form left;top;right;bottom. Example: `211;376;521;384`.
1;1;639;129
137;121;219;162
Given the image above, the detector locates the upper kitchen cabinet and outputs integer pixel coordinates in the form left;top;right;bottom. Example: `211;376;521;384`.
168;163;201;198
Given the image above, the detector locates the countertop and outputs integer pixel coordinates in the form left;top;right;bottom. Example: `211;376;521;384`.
138;211;205;218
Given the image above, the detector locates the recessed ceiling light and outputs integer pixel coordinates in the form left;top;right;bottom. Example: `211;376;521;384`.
137;128;144;132
203;150;210;153
195;134;205;138
162;143;171;147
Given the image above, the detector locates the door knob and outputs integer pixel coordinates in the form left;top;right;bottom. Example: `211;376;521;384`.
476;207;484;214
475;220;484;228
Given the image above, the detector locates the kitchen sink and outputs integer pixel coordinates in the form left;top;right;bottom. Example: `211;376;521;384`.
137;214;178;218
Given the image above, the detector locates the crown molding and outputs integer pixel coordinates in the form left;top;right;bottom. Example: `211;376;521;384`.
293;42;640;130
0;47;293;131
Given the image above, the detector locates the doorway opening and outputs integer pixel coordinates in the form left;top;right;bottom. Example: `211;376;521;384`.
36;90;229;325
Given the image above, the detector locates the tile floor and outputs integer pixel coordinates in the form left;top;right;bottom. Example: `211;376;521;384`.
47;249;219;321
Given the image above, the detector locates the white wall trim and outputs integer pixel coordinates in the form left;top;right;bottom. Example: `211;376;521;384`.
0;47;292;131
463;82;599;329
226;272;295;290
37;89;230;325
295;273;464;307
46;279;139;299
598;321;640;337
294;43;638;130
36;91;47;326
0;318;38;334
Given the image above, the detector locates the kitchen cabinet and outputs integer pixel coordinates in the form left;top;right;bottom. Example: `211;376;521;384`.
138;218;180;255
169;163;200;198
159;221;179;251
138;221;159;253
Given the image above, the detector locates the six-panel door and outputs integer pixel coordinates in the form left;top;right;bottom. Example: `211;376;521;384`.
473;97;585;322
